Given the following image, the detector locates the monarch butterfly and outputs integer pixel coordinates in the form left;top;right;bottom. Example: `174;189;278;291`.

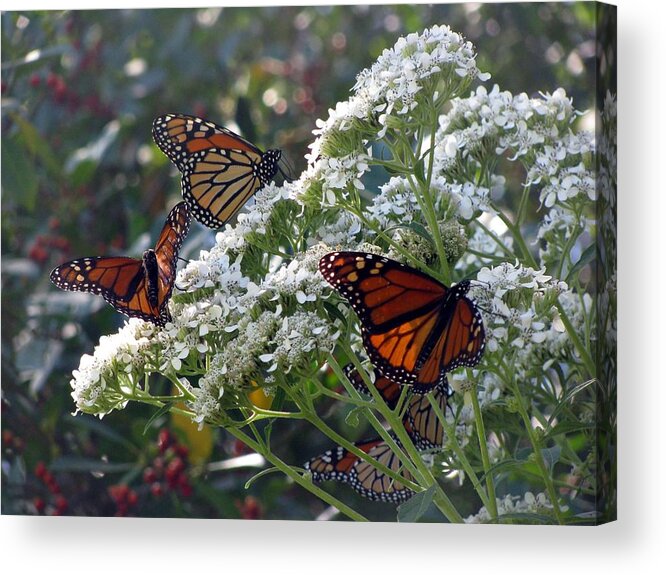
305;437;414;503
152;113;282;229
345;365;449;450
50;202;191;326
320;252;485;394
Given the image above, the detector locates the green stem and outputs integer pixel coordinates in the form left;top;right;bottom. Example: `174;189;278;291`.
555;299;596;378
474;218;516;259
509;380;567;525
279;371;420;490
469;384;499;520
426;392;491;511
129;395;196;419
326;354;422;483
515;182;532;227
339;348;464;523
224;425;369;522
497;211;539;269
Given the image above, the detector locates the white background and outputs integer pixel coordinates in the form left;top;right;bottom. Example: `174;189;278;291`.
2;0;664;573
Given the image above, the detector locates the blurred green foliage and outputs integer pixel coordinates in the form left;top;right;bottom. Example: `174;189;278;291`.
1;4;595;520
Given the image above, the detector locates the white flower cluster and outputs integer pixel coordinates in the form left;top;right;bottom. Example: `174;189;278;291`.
70;319;158;416
472;262;575;372
311;210;362;248
366;174;493;233
464;491;566;523
353;25;489;136
536;205;590;269
300;25;489;210
436;85;582;169
260;245;333;305
366;176;424;229
260;311;340;374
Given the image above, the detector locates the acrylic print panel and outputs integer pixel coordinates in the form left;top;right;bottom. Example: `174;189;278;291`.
1;2;616;524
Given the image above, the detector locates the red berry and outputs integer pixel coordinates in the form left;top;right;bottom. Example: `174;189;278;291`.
28;244;48;264
143;467;157;484
109;484;129;503
175;444;189;459
33;497;46;514
2;429;13;445
157;429;172;453
236;496;261;520
34;461;47;480
53;83;67;102
126;489;138;507
29;74;41;87
46;73;58;88
47;479;61;495
150;482;163;497
152;456;164;474
165;459;184;486
232;439;249;457
178;481;193;498
55;495;68;514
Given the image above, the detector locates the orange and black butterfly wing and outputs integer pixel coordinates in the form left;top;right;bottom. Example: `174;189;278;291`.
50;255;156;320
405;382;450;450
305;438;414;503
320;252;485;394
50;203;191;327
152;113;281;228
180;147;276;228
413;285;485;388
152;201;191;318
320;252;448;391
152;113;264;171
343;364;403;410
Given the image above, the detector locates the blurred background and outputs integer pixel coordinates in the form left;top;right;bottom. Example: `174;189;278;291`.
2;3;597;520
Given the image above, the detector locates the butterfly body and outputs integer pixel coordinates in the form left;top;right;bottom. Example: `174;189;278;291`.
320;252;485;393
50;202;191;326
142;249;160;308
152;113;281;229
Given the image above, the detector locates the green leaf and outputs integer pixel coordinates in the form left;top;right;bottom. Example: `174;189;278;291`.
323;300;348;327
264;386;287;446
344;406;363;428
548;378;596;424
543;420;597;440
566;243;596;283
407;221;435;245
413;156;426;184
244;466;280;489
143;403;173;435
1;139;38;211
397;485;435;522
541;445;561;472
68;414;137;450
12;114;61;178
